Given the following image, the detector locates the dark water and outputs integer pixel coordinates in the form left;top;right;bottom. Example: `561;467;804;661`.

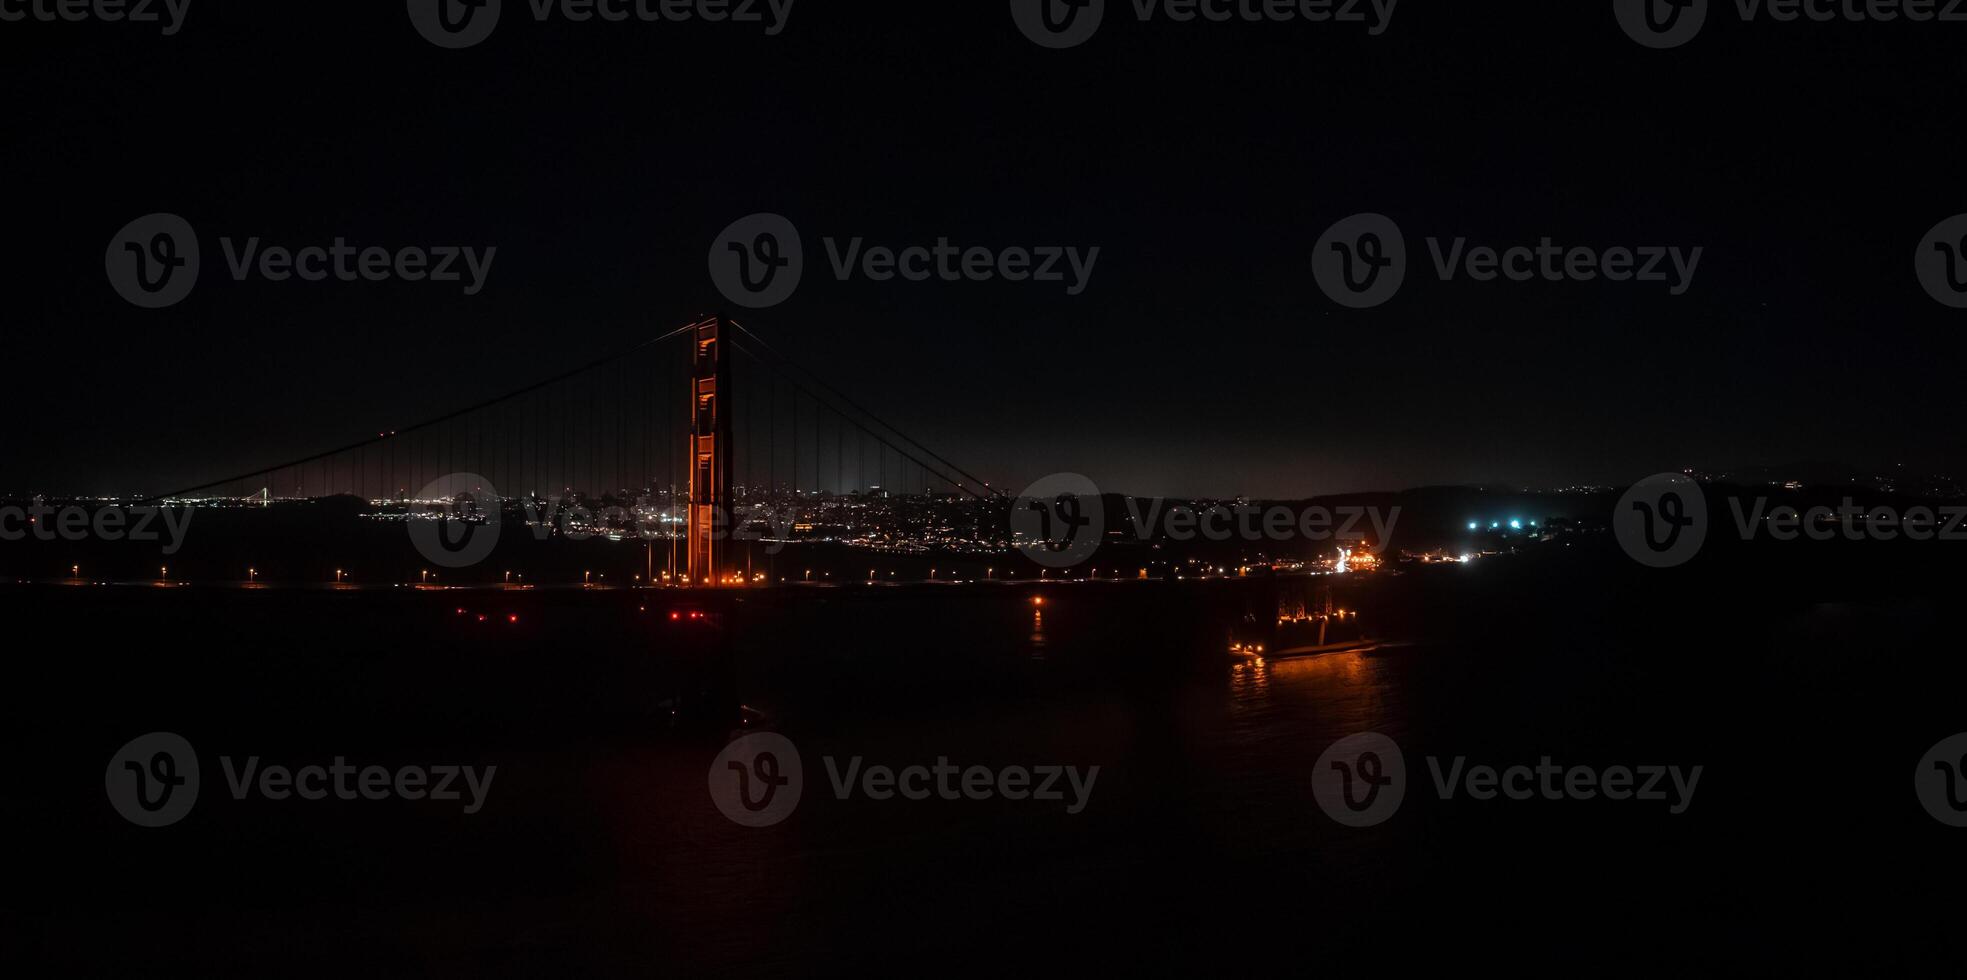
9;539;1965;974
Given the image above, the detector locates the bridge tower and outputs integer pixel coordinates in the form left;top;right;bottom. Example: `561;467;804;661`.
686;315;733;586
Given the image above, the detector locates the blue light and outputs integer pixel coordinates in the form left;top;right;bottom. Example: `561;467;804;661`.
1489;522;1499;529
1510;519;1522;530
1467;522;1478;531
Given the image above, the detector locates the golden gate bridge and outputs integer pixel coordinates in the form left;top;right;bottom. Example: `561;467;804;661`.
139;315;1009;588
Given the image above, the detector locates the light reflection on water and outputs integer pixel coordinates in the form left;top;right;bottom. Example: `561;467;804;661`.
1225;649;1403;743
1201;646;1422;856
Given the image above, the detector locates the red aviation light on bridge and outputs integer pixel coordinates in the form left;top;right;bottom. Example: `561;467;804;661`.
670;611;681;621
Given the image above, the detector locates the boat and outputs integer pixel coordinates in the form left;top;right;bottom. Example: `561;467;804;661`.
1229;579;1377;659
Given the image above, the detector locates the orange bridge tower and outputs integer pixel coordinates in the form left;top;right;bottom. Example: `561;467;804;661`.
686;316;733;586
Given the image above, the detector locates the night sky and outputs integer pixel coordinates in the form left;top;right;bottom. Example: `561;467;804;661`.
4;2;1963;498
